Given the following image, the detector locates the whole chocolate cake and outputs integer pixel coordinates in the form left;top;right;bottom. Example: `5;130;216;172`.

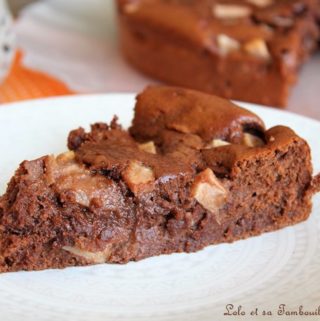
116;0;320;107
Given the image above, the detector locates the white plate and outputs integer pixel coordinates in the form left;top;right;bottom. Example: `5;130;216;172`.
0;94;319;321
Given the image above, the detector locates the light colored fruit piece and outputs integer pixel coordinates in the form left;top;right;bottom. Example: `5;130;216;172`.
46;152;115;207
56;151;75;163
138;141;157;154
243;38;271;60
205;139;230;149
243;133;265;147
217;34;240;55
247;0;273;7
63;246;111;264
191;168;227;214
123;160;155;194
273;16;294;28
123;2;139;14
45;152;84;186
213;4;252;19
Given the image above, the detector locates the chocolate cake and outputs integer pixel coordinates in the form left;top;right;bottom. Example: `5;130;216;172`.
116;0;320;107
0;86;319;272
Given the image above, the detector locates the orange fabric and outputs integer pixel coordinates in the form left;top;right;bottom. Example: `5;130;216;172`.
0;51;74;103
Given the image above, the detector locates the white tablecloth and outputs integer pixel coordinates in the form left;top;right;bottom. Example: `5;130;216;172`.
15;0;320;119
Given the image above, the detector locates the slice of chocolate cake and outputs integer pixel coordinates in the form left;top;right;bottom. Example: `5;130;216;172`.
0;86;319;272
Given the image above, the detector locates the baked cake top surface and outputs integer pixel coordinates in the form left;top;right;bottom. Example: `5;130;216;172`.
118;0;319;62
67;86;308;183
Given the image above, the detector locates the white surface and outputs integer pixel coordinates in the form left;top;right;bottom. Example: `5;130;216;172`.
13;0;320;119
0;94;319;321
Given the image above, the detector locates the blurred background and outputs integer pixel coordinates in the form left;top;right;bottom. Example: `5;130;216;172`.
1;0;320;119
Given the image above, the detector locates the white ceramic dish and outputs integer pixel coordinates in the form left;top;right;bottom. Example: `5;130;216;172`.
0;94;319;321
